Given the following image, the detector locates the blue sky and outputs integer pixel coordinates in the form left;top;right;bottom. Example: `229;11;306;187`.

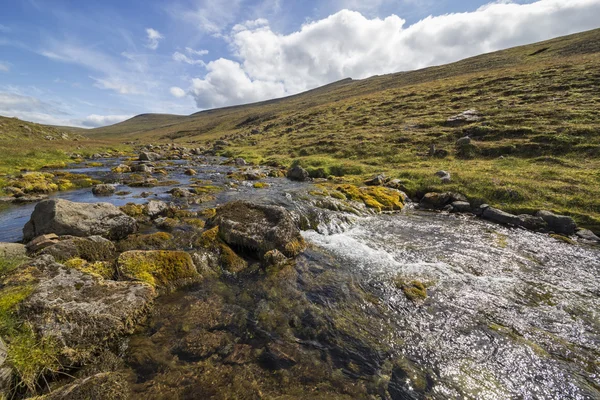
0;0;599;128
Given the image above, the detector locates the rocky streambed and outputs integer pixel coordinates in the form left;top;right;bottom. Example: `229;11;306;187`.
0;150;598;399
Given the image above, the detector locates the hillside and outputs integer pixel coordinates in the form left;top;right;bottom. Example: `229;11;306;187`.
85;28;600;229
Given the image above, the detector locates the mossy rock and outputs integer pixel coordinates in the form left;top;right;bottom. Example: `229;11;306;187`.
195;227;247;274
393;278;428;302
117;250;199;289
335;185;404;212
117;232;175;252
64;258;115;279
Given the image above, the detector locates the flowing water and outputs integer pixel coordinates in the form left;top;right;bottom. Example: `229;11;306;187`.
0;158;598;399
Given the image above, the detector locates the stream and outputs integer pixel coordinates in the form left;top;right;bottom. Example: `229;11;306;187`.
0;157;598;399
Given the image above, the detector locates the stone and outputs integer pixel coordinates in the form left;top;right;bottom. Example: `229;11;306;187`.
420;192;466;210
20;255;156;364
184;169;197;176
138;152;160;162
482;207;523;226
14;194;49;203
364;174;387;186
446;109;481;126
169;187;191;198
536;210;577;235
117;250;199;289
0;243;27;258
112;164;131;174
0;337;10;397
450;201;472;213
517;215;548;231
234;158;247;166
92;184;116;196
26;233;60;252
131;163;153;173
207;201;306;258
263;249;288;266
287;165;310;182
145;200;169;219
435;170;451;183
40;236;116;262
576;229;600;243
23;199;138;242
456;136;472;146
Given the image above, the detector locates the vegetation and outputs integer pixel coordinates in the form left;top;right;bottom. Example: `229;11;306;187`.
84;29;600;230
117;250;198;288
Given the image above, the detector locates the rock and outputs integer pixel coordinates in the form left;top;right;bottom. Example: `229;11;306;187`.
207;201;306;258
234;158;247;166
0;243;27;258
131;163;153;173
40;236;116;262
26;233;60;252
364;174;387;186
473;204;490;216
450;201;472;213
482;207;523;226
0;337;10;397
14;194;49;203
23;199;138;242
117;250;199;289
287;165;310;182
184;169;197;176
138;152;160;162
517;215;548;231
169;187;191;198
145;200;169;219
435;170;451;183
36;372;131;400
20;255;156;364
263;249;288;266
446;109;481;126
576;229;600;243
536;210;577;235
215;140;229;146
420;192;466;210
92;184;116;196
112;164;131;174
456;136;472;146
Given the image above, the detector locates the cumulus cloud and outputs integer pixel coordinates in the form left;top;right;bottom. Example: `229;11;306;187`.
0;62;9;72
173;51;206;66
79;114;132;128
145;28;164;50
187;0;600;109
170;86;187;98
190;58;286;109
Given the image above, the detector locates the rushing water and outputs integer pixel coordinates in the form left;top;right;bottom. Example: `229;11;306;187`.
302;209;600;399
0;158;598;399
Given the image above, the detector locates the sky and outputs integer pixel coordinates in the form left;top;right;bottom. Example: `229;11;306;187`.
0;0;599;128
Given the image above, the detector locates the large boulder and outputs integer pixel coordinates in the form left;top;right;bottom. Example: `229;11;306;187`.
287;166;310;182
40;236;116;262
19;255;156;364
23;200;137;242
206;201;306;258
536;210;577;235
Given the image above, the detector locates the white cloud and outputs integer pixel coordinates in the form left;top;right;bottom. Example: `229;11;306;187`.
145;28;164;50
186;0;600;109
173;51;206;66
190;58;286;109
0;62;9;72
170;86;187;98
177;0;244;34
186;47;209;56
79;114;132;128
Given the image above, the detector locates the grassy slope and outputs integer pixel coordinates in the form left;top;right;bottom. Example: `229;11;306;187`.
0;116;125;192
75;29;600;229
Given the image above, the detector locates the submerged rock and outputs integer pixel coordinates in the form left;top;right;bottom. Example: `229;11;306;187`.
207;201;306;258
36;372;131;400
23;199;137;242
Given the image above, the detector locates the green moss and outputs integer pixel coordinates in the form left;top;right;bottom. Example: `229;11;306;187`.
200;208;217;219
64;258;114;279
86;162;104;167
0;256;28;277
253;182;269;189
117;250;198;288
393;278;428;302
8;326;61;394
550;234;576;245
198;227;248;273
117;232;174;252
335;184;404;211
120;203;145;217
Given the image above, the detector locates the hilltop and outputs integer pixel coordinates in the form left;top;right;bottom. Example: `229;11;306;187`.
85;29;600;229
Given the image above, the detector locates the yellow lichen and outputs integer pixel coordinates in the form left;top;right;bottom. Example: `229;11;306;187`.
253;182;269;189
120;203;145;217
64;258;114;279
335;184;404;211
